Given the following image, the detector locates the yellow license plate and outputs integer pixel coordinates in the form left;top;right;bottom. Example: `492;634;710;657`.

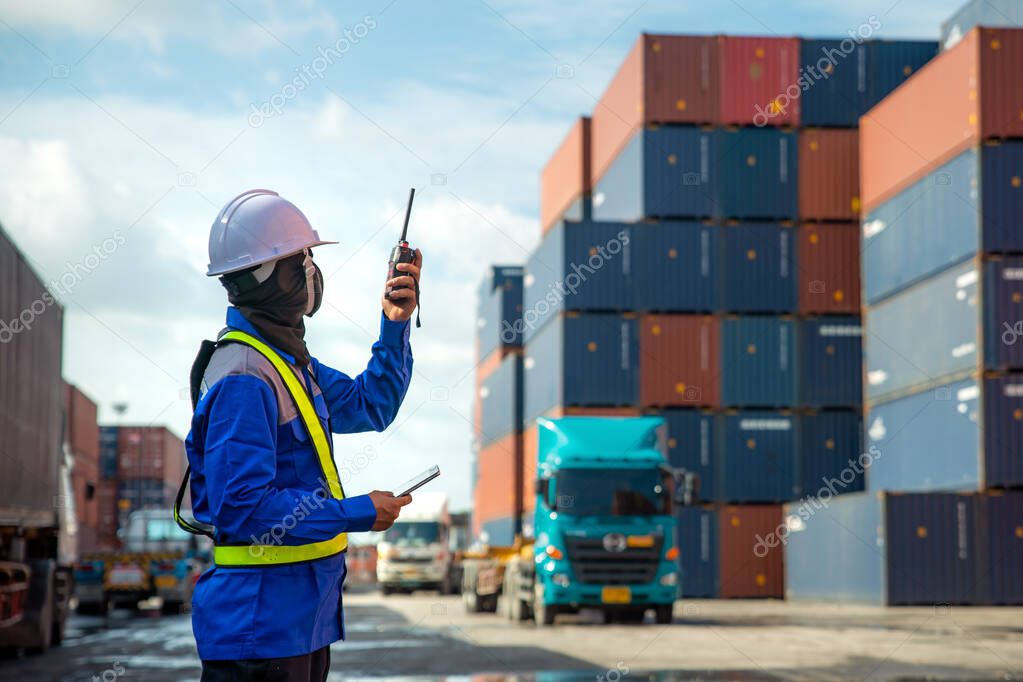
601;586;631;604
627;535;654;548
154;575;178;588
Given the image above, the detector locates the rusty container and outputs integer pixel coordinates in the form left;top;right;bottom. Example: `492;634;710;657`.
718;504;785;598
639;315;720;407
798;128;860;221
718;35;801;127
797;223;861;314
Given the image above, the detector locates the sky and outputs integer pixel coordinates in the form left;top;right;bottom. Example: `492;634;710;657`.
0;0;963;509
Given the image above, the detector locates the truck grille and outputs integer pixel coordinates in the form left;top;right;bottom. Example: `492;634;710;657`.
564;535;664;585
392;556;434;564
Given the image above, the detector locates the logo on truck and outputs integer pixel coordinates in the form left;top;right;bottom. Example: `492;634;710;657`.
602;533;627;553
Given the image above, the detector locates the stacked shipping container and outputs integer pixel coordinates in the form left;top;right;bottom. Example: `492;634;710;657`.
785;26;1023;605
64;383;101;552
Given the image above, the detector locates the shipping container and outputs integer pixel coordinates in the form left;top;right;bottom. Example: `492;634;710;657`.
720;316;796;407
866;375;1023;491
797;223;860;314
590;34;719;185
541;117;591;234
798;410;864;499
981;491;1023;604
478;353;523;448
661;410;717;500
116;478;176;512
476;266;524;363
785;491;992;605
0;226;63;527
522;222;632;342
718;36;800;127
865;257;1023;403
96;479;119;549
99;425;119;479
114;426;185;489
798;317;862;407
592;126;715;222
798;129;860;221
719;223;796;312
798;39;867;127
639;315;720;407
717;505;784;598
64;382;100;462
675;506;719;597
862;142;1023;305
718;412;798;503
860;28;1022;211
523;313;639;421
473;431;522;544
941;0;1023;50
715;127;797;219
864;39;939;111
631;222;718;312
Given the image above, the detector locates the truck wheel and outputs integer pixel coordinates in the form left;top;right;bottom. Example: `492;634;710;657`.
463;586;481;613
655;603;674;625
21;560;56;653
533;587;556;627
381;585;393;596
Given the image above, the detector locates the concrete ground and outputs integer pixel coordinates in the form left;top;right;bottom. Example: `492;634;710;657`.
0;589;1020;681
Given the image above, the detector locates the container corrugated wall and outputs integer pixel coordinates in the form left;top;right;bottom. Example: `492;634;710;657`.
717;505;785;598
982;491;1023;604
718;36;800;127
115;427;185;489
99;425;118;479
719;223;796;313
718;412;797;503
541;117;591;234
715;128;797;219
798;411;864;499
639;315;719;407
799;39;867;127
631;223;718;312
478;354;523;448
0;226;63;521
593;126;715;222
473;431;522;544
662;409;717;500
116;478;176;510
864;40;938;111
798;223;860;314
721;316;796;407
798;128;859;221
676;506;719;597
798;317;862;407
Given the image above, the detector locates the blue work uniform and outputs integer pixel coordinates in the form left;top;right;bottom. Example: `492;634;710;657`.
185;307;412;660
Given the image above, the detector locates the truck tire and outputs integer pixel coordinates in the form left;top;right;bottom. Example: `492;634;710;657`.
655;603;674;625
11;559;56;653
532;586;556;627
462;585;481;612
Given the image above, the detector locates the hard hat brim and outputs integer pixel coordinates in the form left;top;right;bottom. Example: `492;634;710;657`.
206;238;339;277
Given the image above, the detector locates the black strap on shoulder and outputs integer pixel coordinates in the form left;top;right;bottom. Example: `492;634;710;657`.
173;339;221;538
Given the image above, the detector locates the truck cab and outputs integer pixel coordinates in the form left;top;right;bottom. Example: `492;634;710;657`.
376;492;453;594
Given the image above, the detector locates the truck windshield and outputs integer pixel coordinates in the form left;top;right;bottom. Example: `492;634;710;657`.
385;521;440;545
556;468;667;516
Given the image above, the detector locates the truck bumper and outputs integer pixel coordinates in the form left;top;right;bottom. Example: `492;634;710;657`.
543;583;677;607
377;564;445;587
75;581;104;606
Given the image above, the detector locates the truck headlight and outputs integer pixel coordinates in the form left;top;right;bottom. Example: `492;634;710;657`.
659;572;678;586
552;573;570;587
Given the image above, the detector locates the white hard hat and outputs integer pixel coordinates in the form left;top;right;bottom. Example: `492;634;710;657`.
206;189;337;277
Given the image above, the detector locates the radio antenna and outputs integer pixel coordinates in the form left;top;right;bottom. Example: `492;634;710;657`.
400;187;415;243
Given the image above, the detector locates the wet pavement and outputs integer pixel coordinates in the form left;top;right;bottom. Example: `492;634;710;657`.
0;589;1020;681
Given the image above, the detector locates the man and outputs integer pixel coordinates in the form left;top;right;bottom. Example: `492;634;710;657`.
180;189;421;681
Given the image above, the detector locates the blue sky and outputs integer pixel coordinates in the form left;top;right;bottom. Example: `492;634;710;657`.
0;0;961;508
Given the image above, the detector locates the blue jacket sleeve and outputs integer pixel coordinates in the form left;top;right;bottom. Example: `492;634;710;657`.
311;313;412;434
200;374;377;541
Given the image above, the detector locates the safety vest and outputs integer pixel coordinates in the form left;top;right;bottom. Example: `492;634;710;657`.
174;329;348;566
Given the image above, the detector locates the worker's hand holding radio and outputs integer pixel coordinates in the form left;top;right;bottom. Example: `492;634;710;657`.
382;248;422;322
368;490;412;531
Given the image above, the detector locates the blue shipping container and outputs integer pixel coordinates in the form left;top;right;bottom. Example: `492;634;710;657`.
477;270;523;362
983;492;1023;605
676;506;719;598
865;258;1023;403
631;223;718;312
785;491;982;605
865;375;1023;491
799;317;862;407
798;411;864;499
718;411;798;503
478;354;523;448
799;39;867;127
662;409;717;501
719;223;796;313
480;516;517;546
715;128;797;220
865;40;938;110
100;426;118;479
523;313;639;421
721;316;796;407
862;143;1023;305
592;126;714;222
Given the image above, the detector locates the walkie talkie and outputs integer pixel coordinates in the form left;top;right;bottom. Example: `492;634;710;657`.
386;187;420;327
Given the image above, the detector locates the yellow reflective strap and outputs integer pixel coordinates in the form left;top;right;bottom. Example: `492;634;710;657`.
214;531;348;567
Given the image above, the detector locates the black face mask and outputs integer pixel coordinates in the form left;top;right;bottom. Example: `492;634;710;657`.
226;252;323;366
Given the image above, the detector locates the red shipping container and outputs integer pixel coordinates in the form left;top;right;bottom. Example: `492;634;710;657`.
64;382;100;462
718;505;784;598
861;28;1023;211
639;315;720;407
798;129;860;221
718;36;801;127
541;117;591;234
591;34;719;185
797;224;861;314
96;479;120;549
116;426;185;489
473;431;522;537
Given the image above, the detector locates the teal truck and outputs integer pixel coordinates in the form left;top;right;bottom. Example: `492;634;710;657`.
463;416;690;625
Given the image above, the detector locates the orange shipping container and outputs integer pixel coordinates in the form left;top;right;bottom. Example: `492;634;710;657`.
860;27;1023;211
798;129;860;221
718;505;784;598
639;315;720;407
797;224;861;314
540;117;591;234
591;34;719;186
473;431;522;538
